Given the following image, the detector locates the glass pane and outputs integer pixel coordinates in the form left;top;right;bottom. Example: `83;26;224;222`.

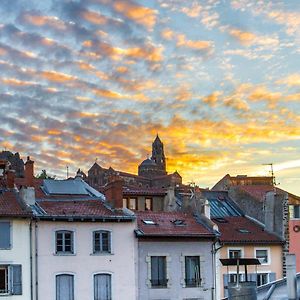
129;198;136;210
94;232;100;252
0;222;10;249
0;268;8;293
185;256;200;287
256;250;268;263
145;199;152;210
101;232;109;252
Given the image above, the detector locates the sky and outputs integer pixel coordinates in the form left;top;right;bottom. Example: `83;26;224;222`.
0;0;299;194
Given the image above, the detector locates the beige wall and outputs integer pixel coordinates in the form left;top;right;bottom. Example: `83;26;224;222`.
218;244;283;299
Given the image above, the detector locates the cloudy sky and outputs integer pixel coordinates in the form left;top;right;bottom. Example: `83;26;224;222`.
0;0;300;194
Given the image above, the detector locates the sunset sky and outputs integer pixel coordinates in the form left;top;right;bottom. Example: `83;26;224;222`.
0;0;299;194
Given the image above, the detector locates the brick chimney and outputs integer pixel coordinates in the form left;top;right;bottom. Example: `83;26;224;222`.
6;169;15;189
25;156;34;187
104;175;124;209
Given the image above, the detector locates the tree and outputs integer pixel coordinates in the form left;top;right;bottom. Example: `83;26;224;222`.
36;169;55;179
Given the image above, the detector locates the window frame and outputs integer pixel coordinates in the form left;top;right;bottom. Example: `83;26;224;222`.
0;266;9;295
184;256;201;288
0;264;22;295
145;198;153;211
228;247;244;259
0;221;11;250
254;248;270;265
55;230;75;255
146;253;171;288
256;272;270;286
93;230;112;254
150;256;168;288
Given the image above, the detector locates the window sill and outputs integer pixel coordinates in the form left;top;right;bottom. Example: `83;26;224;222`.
90;252;114;256
53;253;76;256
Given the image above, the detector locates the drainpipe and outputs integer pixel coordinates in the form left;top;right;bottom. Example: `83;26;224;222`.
35;221;39;300
29;219;33;300
212;238;223;300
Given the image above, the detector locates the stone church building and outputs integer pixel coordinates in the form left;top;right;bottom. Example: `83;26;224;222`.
86;135;182;189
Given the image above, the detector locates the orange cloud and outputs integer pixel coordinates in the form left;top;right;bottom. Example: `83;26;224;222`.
113;1;157;30
41;71;77;83
2;78;37;87
22;13;66;31
81;10;108;25
93;88;124;99
181;3;202;18
229;28;256;45
47;129;62;136
276;74;300;87
177;34;213;52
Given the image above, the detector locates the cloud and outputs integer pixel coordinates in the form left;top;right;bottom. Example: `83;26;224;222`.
276;74;300;87
112;1;157;31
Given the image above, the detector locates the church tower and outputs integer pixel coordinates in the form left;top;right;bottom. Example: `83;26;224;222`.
151;134;167;175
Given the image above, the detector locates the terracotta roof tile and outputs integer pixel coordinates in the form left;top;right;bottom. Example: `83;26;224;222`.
238;185;287;202
0;190;31;217
136;211;214;238
214;216;283;244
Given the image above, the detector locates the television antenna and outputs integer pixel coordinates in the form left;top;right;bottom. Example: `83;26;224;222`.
262;163;277;186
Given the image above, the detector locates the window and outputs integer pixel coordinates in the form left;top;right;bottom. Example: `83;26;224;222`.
185;256;201;287
128;198;137;210
256;273;269;286
55;231;74;254
294;206;300;218
229;249;242;259
94;274;112;300
122;198;127;209
93;231;111;253
228;273;243;283
255;249;269;264
56;274;74;300
0;265;22;295
0;222;11;249
151;256;167;288
145;198;152;210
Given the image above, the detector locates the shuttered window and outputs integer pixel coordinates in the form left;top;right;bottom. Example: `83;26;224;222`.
0;222;10;249
94;274;112;300
56;274;74;300
0;265;22;295
150;256;167;287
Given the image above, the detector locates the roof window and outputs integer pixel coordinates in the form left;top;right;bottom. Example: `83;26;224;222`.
238;229;251;233
172;219;186;226
142;219;156;225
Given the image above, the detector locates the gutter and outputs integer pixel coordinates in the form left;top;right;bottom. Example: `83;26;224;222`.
36;214;135;222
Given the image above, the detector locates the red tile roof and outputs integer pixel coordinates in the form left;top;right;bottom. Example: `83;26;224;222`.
0;190;31;217
38;199;113;216
238;185;290;202
213;216;283;244
136;211;215;238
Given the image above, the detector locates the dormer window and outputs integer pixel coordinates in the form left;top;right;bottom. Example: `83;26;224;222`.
142;219;156;225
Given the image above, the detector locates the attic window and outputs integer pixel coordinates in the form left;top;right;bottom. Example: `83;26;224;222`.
238;229;250;234
172;219;186;226
142;219;156;225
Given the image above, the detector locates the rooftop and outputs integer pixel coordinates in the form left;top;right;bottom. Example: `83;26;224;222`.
135;211;215;238
213;216;283;245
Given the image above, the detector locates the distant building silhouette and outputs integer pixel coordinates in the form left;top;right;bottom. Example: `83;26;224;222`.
0;151;24;177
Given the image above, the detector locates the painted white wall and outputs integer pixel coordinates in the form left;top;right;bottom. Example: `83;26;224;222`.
0;219;32;300
37;220;137;300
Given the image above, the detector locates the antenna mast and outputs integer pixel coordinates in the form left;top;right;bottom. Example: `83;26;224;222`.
262;163;276;186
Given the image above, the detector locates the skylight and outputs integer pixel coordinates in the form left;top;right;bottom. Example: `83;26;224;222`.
142;219;156;225
238;229;251;234
172;219;186;226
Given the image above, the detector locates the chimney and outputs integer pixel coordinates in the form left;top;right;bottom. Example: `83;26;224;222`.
286;254;297;300
25;156;34;187
19;186;35;206
6;170;15;189
204;199;211;219
264;191;275;232
104;175;124;209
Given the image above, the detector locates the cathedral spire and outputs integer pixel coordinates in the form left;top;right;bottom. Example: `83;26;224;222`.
151;135;166;174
